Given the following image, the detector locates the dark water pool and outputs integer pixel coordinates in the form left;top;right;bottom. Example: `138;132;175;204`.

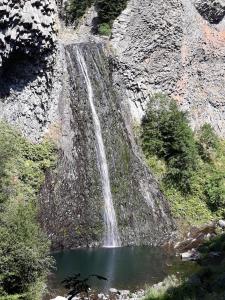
47;246;196;298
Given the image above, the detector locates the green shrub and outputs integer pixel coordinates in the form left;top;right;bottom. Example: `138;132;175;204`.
141;94;225;225
66;0;128;32
98;22;111;35
0;122;57;298
197;124;219;162
204;171;225;213
141;94;198;193
0;203;53;296
96;0;128;26
66;0;94;25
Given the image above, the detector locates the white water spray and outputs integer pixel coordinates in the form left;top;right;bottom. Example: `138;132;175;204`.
76;47;121;247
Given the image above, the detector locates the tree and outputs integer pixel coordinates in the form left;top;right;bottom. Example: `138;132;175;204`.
204;171;225;214
0;203;53;296
0;122;56;298
66;0;94;25
95;0;128;26
141;94;198;193
197;124;219;162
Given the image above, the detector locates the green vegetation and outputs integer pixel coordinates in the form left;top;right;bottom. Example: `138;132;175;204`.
98;23;111;36
0;122;57;299
66;0;94;25
96;0;128;33
141;94;198;193
141;93;225;225
145;235;225;300
66;0;128;35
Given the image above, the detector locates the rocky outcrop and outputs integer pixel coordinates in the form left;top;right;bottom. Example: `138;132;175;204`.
111;0;225;137
0;0;60;141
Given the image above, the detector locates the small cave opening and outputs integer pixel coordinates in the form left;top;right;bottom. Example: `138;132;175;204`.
0;51;43;98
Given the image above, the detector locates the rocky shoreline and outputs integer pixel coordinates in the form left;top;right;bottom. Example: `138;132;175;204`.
51;288;145;300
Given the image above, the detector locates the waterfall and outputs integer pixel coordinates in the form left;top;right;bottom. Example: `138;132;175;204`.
76;47;121;248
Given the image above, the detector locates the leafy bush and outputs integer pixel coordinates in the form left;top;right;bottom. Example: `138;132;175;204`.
96;0;128;27
66;0;94;25
204;171;225;213
141;94;198;193
66;0;128;33
197;124;219;162
0;122;57;298
141;94;225;224
0;203;53;296
98;22;111;36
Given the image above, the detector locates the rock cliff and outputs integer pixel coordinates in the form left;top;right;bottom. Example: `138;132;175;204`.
0;0;60;141
111;0;225;136
39;43;174;249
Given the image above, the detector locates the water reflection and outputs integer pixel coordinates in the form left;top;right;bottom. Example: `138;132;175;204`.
50;246;179;293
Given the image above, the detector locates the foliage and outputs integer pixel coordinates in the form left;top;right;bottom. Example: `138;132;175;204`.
197;123;219;162
63;274;107;300
98;22;111;36
95;0;128;27
0;122;57;299
66;0;94;25
0;122;57;205
141;94;198;194
66;0;128;33
204;171;225;213
0;203;53;297
141;93;225;224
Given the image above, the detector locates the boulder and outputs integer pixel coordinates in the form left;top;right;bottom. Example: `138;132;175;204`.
181;249;201;261
175;223;217;253
218;220;225;229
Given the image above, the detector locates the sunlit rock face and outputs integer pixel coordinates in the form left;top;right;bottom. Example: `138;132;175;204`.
111;0;225;136
0;0;57;67
0;0;60;141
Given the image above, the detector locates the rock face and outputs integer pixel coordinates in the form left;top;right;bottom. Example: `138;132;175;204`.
0;0;60;141
39;43;174;249
111;0;225;136
0;0;175;249
194;0;225;24
0;0;57;67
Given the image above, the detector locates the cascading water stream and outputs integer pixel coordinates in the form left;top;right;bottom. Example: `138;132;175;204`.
76;47;121;247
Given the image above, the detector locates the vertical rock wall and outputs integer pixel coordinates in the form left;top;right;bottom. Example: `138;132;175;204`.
0;0;61;141
0;0;176;249
111;0;225;136
39;43;175;250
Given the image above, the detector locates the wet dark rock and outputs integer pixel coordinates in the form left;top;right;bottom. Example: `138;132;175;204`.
39;43;175;250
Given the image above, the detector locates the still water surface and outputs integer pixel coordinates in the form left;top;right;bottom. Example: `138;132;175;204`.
48;246;192;295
